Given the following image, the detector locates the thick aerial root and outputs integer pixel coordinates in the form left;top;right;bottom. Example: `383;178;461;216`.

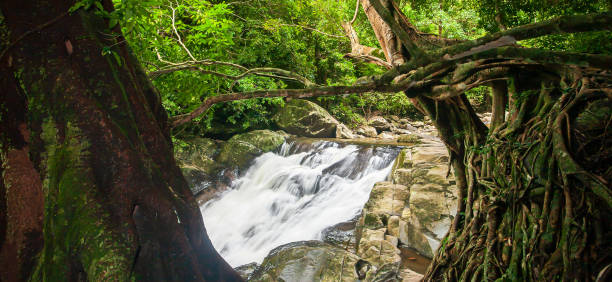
424;74;611;281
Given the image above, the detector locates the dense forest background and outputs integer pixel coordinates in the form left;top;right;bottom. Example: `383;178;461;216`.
109;0;611;139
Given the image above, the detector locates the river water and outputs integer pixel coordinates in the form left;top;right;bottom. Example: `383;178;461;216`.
200;139;400;267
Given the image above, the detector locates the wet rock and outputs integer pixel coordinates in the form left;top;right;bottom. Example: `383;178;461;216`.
388;143;458;258
400;268;424;282
412;121;425;128
365;263;402;282
385;235;399;247
217;129;286;169
369;116;391;131
408;182;456;243
358;229;401;267
355;125;378;137
336;123;354;139
273;99;339;137
361;182;409;229
357;182;409;268
396;134;421;144
399;217;433;258
235;262;258;280
321;216;359;252
249;240;372;281
390;126;413;135
387;216;400;238
174;137;223;193
378;131;397;139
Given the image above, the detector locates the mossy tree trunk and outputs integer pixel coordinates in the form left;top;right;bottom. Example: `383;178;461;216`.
0;0;241;281
360;0;611;280
424;70;611;281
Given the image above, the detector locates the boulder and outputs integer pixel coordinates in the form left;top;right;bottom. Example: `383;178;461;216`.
361;182;409;229
364;263;402;282
368;116;391;131
273;99;339;137
398;217;434;258
387;216;400;238
355;125;378;137
234;262;258;280
335;123;354;139
174;137;223;194
377;131;397;139
357;229;401;267
387;143;458;258
400;268;424;282
321;217;359;252
408;183;456;242
217;129;285;169
249;241;373;281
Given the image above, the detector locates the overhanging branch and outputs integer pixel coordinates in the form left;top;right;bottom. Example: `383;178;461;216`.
435;11;612;59
171;83;412;128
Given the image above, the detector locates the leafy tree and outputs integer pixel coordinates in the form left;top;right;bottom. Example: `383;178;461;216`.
0;0;239;280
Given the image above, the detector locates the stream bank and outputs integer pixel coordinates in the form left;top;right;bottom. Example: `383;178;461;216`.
173;99;489;281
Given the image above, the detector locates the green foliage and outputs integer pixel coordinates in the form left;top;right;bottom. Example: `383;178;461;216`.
402;0;485;39
113;0;386;137
465;85;489;104
317;91;422;127
470;0;612;54
112;0;611;138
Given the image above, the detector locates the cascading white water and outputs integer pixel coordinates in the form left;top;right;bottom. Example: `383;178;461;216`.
200;139;400;267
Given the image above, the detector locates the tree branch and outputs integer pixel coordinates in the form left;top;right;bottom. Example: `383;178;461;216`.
169;4;197;61
148;59;316;87
278;23;345;38
343;53;392;69
349;0;360;24
171;83;412;128
435;11;612;59
368;0;429;60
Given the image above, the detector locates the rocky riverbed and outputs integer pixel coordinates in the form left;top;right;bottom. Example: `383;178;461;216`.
174;99;492;281
239;135;456;281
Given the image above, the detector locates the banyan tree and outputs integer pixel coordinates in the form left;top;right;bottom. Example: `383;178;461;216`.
1;0;611;281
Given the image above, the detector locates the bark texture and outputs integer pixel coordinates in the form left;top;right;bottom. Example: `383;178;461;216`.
357;1;612;281
0;0;241;281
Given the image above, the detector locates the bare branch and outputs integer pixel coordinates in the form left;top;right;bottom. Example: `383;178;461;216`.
349;0;360;24
343;53;392;69
278;24;345;38
171;83;412;128
170;4;197;61
229;67;317;88
435;11;612;59
148;59;316;88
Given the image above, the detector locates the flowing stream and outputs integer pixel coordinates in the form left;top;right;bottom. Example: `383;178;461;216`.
200;139;400;267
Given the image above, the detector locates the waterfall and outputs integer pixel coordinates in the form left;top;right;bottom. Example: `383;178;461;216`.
200;139;400;267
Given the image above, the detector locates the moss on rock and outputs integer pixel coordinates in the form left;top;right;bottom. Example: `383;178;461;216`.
217;129;285;169
273;99;339;137
250;240;370;281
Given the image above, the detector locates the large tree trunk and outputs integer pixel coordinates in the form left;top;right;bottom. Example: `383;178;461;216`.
0;1;241;281
360;1;611;281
